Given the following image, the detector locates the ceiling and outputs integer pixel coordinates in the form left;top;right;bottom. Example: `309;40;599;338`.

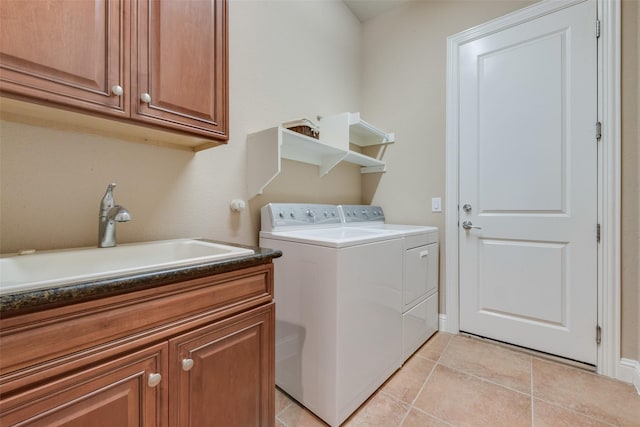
343;0;411;22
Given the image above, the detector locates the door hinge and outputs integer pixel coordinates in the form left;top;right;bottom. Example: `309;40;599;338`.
596;325;602;345
597;224;601;243
596;122;602;141
596;20;601;38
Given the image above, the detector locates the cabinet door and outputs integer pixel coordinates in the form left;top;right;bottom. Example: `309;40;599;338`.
0;0;128;115
0;343;167;426
133;0;228;139
170;304;274;427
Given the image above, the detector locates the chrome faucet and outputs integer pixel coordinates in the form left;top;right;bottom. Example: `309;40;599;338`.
98;183;131;248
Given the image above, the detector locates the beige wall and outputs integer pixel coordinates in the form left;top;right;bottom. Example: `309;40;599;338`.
360;0;535;316
1;0;638;363
361;0;640;363
621;0;640;361
0;0;363;254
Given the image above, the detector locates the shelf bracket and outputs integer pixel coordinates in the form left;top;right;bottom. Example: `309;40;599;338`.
320;153;348;176
361;165;387;174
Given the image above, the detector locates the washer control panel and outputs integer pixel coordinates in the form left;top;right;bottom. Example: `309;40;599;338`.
338;205;385;224
261;203;341;231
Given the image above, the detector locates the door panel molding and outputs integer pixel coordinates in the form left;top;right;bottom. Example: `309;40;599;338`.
445;0;621;379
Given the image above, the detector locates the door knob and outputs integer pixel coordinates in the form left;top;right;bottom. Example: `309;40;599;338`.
462;204;472;213
462;220;482;230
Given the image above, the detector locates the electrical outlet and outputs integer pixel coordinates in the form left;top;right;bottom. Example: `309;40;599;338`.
432;197;442;213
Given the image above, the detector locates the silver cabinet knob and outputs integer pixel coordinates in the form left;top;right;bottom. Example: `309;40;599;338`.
462;220;482;230
147;373;162;387
140;93;152;103
111;85;124;96
181;358;194;371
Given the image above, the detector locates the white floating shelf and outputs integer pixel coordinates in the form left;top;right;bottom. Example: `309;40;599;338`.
342;150;385;169
247;126;389;198
319;112;394;149
280;128;345;176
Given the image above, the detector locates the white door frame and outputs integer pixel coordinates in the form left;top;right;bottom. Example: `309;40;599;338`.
444;0;622;379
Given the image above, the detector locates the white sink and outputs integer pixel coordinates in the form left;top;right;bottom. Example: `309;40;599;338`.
0;239;254;295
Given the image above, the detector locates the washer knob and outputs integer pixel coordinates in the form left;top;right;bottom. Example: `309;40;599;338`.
290;212;295;218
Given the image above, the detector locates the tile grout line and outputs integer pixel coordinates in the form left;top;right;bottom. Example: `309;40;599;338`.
530;355;535;427
531;357;632;426
410;405;456;426
276;397;294;418
278;401;294;416
531;396;620;427
412;352;441;364
397;335;455;426
438;335;536;397
377;389;413;427
437;359;532;398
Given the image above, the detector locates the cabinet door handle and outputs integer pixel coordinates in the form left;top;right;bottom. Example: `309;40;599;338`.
111;85;124;96
140;92;152;103
147;373;162;387
181;358;194;371
420;250;429;258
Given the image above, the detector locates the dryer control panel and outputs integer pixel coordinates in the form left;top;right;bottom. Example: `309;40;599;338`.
338;205;385;224
261;203;341;231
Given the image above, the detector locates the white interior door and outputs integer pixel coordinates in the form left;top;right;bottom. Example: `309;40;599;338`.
458;0;598;365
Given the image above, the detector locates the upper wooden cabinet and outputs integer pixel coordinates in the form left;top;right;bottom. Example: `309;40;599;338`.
0;0;228;147
133;0;227;138
0;0;129;116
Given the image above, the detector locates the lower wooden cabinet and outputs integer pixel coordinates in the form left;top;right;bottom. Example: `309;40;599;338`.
171;306;274;426
0;343;167;427
0;264;275;427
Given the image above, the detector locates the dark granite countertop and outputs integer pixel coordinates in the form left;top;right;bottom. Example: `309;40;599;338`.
0;240;281;316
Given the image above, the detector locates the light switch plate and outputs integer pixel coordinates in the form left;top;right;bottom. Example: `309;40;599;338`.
432;197;442;213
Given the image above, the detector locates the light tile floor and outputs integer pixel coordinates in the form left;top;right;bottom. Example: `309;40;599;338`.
275;333;640;427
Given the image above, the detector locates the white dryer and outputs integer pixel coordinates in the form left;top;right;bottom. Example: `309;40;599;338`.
260;203;403;427
339;205;439;362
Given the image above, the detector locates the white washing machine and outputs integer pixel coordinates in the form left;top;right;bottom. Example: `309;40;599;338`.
260;203;403;427
339;205;439;362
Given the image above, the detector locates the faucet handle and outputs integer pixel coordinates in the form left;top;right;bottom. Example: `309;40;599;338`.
100;182;118;212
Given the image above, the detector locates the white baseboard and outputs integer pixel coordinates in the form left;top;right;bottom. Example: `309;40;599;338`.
619;358;640;394
438;313;447;332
